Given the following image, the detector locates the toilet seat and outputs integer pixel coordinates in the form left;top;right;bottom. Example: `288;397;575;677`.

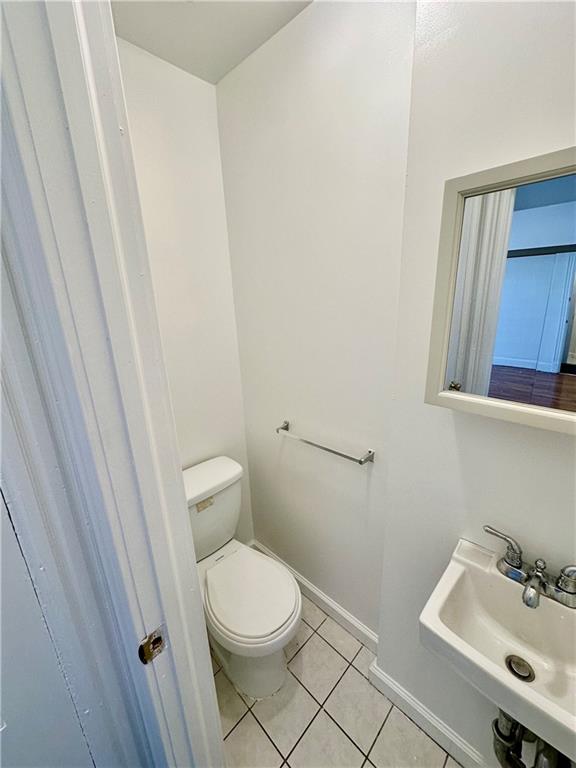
202;543;301;657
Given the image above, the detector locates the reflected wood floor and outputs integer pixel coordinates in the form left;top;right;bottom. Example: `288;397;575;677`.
488;365;576;412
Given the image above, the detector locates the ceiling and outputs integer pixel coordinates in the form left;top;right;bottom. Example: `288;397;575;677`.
112;1;311;84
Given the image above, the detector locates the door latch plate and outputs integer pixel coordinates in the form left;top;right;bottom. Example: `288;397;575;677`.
138;626;166;664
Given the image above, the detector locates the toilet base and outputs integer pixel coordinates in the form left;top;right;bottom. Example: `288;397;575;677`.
210;638;287;699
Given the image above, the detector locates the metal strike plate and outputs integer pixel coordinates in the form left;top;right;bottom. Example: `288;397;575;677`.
138;626;166;665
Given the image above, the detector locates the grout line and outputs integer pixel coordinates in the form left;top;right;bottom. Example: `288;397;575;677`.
351;650;376;682
286;639;365;756
249;698;304;763
320;656;351;707
248;709;285;763
306;621;362;666
364;699;395;764
288;621;352;708
314;610;363;661
322;707;371;758
222;707;251;741
442;754;449;768
350;644;363;664
287;667;323;709
302;614;327;633
319;634;362;665
285;624;316;663
288;617;366;697
283;705;324;764
381;696;450;759
319;647;389;760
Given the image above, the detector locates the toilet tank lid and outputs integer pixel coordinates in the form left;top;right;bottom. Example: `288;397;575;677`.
183;456;243;506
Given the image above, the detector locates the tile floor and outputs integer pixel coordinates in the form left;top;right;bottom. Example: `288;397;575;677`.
212;594;463;768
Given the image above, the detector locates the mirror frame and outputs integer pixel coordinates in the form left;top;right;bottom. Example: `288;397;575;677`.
426;146;576;436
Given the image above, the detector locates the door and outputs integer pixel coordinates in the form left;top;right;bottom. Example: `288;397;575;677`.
2;3;223;765
493;252;576;373
1;499;93;768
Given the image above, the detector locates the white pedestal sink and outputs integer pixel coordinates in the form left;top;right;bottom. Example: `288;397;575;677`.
420;539;576;762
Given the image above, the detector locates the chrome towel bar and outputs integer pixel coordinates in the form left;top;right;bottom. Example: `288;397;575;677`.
275;420;375;466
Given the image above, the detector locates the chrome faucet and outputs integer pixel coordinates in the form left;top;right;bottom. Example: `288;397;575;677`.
483;526;523;568
483;526;576;610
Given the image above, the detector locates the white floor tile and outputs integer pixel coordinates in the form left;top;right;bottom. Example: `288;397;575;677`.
284;621;314;662
301;594;327;629
369;707;446;768
445;758;462;768
288;711;364;768
224;712;283;768
211;653;221;675
215;670;248;737
352;646;376;678
253;672;319;757
288;633;348;702
324;666;392;753
216;605;449;768
318;616;361;661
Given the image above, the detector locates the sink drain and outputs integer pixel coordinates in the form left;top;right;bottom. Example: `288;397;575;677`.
505;655;535;682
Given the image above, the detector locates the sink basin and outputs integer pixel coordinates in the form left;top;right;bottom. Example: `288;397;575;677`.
420;539;576;761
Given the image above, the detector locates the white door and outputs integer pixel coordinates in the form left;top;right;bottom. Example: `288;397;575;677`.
2;2;223;765
493;252;576;372
1;499;93;768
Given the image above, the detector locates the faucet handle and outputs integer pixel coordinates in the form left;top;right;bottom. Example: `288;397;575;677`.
483;525;523;568
557;565;576;595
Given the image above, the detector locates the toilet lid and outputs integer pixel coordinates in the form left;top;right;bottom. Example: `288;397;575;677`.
205;547;298;639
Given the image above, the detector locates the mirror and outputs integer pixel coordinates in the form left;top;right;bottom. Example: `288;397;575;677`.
427;148;576;434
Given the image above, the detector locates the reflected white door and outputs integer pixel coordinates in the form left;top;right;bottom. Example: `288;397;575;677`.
493;252;576;373
1;500;93;768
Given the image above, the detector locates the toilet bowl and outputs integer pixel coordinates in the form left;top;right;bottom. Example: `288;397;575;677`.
197;539;301;698
183;457;301;699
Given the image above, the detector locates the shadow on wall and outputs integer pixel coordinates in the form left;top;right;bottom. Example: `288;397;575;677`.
452;412;576;569
249;429;388;629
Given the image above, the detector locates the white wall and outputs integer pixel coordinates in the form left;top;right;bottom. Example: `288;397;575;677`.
118;40;253;541
376;3;576;765
217;1;416;632
509;201;576;250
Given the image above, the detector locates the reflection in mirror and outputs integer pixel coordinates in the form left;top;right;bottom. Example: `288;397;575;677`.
445;173;576;412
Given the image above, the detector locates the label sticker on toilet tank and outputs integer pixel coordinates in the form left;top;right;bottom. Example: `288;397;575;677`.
196;496;214;513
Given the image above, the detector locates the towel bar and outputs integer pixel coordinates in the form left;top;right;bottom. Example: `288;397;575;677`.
275;420;375;466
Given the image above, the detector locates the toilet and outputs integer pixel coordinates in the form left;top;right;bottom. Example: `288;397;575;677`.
184;456;301;699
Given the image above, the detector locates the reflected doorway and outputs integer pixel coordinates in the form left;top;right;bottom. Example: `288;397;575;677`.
487;175;576;412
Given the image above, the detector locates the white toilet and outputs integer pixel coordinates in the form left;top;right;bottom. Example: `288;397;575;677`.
184;456;301;699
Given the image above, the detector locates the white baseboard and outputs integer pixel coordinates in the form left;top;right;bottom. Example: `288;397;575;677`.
249;539;378;653
369;662;488;768
493;356;538;369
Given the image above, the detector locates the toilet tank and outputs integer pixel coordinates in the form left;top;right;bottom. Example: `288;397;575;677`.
183;456;243;561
